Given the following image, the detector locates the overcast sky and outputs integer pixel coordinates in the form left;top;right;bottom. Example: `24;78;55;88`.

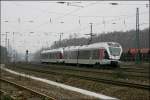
1;1;149;54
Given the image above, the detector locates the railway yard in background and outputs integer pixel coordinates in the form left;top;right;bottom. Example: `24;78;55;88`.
0;62;149;100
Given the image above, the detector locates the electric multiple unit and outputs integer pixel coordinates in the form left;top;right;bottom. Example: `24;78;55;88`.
40;42;122;67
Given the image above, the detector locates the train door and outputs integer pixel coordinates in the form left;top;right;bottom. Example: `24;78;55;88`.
99;49;105;60
88;50;93;64
59;52;63;59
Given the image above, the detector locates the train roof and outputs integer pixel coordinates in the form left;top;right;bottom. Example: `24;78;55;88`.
41;42;121;53
63;42;121;51
41;48;63;54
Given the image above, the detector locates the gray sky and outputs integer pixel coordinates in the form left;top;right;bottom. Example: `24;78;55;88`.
1;1;149;54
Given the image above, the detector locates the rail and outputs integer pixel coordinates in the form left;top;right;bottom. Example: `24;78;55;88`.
30;63;150;78
9;65;150;91
0;78;56;100
0;89;15;100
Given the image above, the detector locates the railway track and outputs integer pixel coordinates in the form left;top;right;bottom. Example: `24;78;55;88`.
121;63;149;68
0;78;56;100
0;89;15;100
8;65;150;91
29;63;149;79
120;67;149;73
9;63;149;76
120;63;149;73
41;63;149;74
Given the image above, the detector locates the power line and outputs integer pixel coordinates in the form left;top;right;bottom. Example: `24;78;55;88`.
2;11;148;24
21;1;99;32
63;11;149;34
2;2;149;35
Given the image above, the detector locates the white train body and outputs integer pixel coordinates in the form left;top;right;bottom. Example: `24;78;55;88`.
40;42;122;66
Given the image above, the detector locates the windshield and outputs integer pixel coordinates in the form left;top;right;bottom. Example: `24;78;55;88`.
109;47;121;56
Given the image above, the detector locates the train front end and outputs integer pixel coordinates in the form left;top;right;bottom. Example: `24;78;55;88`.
107;42;122;66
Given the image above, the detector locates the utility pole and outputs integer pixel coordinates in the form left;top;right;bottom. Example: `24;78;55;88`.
13;32;15;63
135;8;140;64
58;33;64;47
85;23;96;44
25;50;29;63
5;32;7;63
5;32;7;50
7;39;10;62
5;32;9;63
0;32;9;63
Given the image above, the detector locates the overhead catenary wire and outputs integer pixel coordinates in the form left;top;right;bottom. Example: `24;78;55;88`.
10;11;147;36
2;2;149;41
9;2;80;32
2;11;148;24
16;1;99;32
62;11;149;34
3;1;149;31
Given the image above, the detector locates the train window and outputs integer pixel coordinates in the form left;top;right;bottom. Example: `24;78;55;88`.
104;50;109;59
50;53;52;59
92;49;99;59
54;52;58;59
48;53;51;59
49;53;52;59
50;53;53;59
43;53;48;59
48;52;57;59
109;47;121;56
42;54;44;58
78;50;91;59
41;54;44;59
70;51;78;59
64;51;69;59
49;53;51;59
63;50;78;59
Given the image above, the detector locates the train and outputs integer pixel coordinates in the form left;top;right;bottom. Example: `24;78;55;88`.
40;42;123;67
121;48;150;62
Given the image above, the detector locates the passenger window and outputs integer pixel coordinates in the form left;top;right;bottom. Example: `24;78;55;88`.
104;50;109;59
